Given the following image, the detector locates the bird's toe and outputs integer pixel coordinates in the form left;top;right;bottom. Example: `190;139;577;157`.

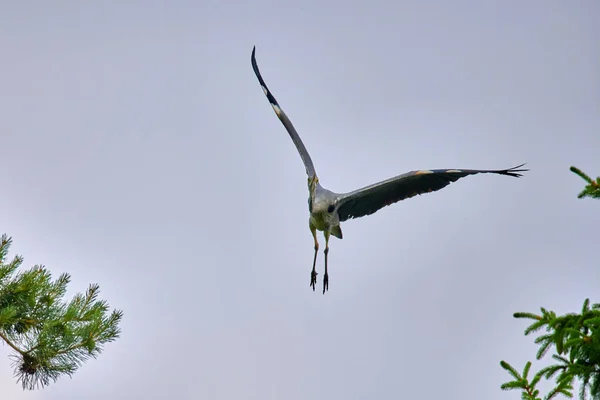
322;274;329;294
310;270;318;291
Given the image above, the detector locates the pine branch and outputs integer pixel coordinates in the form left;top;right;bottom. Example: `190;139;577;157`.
570;167;600;199
501;299;600;400
500;361;543;400
0;330;26;355
501;165;599;400
0;234;123;390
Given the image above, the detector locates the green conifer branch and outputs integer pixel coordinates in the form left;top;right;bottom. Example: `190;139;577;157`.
570;167;600;199
502;165;598;400
500;360;544;400
501;299;600;400
0;234;123;390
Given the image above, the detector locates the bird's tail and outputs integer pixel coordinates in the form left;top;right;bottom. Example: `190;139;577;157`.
331;225;343;239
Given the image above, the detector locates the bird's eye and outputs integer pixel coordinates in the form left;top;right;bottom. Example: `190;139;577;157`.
327;205;335;213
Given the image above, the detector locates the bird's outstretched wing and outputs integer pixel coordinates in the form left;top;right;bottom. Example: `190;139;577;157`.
336;164;527;221
251;46;317;178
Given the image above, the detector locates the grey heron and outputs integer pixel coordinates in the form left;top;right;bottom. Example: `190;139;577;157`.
251;46;527;294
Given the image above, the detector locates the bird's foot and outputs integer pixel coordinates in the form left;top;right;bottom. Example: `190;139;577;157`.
310;270;318;291
322;273;328;294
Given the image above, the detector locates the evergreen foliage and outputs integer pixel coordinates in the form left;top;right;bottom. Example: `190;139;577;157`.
500;299;600;400
570;167;600;199
501;167;599;400
0;234;123;390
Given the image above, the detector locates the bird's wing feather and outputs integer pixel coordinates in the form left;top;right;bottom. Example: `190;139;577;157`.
251;47;317;178
336;164;527;221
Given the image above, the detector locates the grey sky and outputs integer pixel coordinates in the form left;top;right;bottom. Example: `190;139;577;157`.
1;1;598;399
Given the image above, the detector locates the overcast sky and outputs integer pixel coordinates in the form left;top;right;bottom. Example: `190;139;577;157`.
1;1;599;399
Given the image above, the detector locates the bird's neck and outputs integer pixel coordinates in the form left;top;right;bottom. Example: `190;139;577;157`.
308;175;319;195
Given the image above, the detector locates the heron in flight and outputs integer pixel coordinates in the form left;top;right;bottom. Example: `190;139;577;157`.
251;47;526;294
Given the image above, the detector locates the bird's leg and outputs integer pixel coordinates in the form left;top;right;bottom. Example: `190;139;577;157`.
310;223;319;291
323;231;330;294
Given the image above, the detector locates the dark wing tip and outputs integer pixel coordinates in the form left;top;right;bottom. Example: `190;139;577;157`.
251;46;258;70
500;163;529;178
250;46;264;86
250;46;280;107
